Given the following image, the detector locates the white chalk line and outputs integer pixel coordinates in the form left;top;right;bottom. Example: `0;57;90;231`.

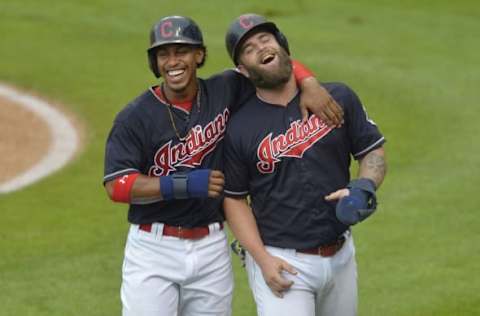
0;84;79;194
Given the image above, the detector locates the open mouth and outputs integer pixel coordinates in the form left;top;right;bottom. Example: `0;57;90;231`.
261;53;276;65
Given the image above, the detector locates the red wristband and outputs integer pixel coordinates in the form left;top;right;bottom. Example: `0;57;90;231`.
292;60;315;83
112;173;139;203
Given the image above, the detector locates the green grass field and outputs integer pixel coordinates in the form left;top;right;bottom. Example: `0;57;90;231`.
1;0;479;315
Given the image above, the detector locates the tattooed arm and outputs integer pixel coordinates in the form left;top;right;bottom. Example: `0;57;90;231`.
325;147;386;201
358;147;387;189
324;147;386;224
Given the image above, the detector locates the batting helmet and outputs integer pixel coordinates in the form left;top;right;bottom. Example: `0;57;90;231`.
225;13;290;65
147;16;206;78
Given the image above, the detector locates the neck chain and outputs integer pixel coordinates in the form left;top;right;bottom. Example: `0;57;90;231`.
161;83;201;141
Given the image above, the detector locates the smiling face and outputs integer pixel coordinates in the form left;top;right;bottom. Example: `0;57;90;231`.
237;30;292;89
155;44;205;100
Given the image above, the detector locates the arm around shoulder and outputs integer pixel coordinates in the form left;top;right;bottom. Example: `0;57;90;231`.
292;60;344;126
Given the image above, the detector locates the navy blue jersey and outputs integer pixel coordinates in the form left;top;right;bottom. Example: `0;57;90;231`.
224;82;385;249
104;70;253;226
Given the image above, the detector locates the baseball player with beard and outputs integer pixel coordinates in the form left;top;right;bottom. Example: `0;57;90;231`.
103;15;343;316
223;14;387;316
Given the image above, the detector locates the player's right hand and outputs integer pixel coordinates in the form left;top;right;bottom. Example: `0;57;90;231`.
258;255;297;298
208;170;224;198
299;81;344;127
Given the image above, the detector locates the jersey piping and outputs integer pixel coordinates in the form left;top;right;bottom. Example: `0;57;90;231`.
353;136;385;158
223;189;249;196
104;168;140;182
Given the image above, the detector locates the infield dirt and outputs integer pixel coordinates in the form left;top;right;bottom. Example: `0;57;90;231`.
0;96;51;183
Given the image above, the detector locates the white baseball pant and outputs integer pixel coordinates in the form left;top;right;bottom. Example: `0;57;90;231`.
245;234;357;316
121;222;233;316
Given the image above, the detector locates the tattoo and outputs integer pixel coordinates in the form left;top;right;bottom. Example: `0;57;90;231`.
361;151;386;187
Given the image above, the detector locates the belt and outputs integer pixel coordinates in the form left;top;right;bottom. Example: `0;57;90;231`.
297;236;346;257
139;222;223;240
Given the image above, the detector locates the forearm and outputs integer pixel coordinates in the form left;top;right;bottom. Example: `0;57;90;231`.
131;174;163;198
224;197;271;264
105;174;164;201
298;76;321;90
293;60;343;126
358;147;387;188
106;169;222;203
292;60;314;84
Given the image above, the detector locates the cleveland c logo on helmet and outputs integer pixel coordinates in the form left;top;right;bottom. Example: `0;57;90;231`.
147;16;206;78
225;13;290;66
239;15;254;29
160;21;174;38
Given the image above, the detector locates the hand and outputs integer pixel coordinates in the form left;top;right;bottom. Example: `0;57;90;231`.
326;188;362;225
208;170;224;198
325;178;377;225
299;78;344;127
257;254;297;298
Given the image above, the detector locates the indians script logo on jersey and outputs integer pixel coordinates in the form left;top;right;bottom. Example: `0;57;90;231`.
149;109;230;176
256;115;333;173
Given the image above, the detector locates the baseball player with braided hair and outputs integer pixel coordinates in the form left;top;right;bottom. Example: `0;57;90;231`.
103;15;343;316
223;14;387;316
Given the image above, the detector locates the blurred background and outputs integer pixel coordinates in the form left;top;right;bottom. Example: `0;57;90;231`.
0;0;479;315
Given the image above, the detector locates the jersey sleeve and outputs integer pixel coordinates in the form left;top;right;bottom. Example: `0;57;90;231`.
103;116;145;183
223;126;250;198
344;86;385;159
218;69;255;113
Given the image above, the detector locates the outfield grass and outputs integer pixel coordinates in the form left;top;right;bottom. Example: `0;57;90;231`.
1;0;479;315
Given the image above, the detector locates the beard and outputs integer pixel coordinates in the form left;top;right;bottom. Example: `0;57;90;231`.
245;49;292;89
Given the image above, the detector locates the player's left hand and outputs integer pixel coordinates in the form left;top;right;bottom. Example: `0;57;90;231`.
325;179;377;225
299;78;344;127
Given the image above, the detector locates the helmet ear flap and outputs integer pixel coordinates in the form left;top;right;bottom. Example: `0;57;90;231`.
148;50;160;78
196;47;207;68
275;31;290;55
